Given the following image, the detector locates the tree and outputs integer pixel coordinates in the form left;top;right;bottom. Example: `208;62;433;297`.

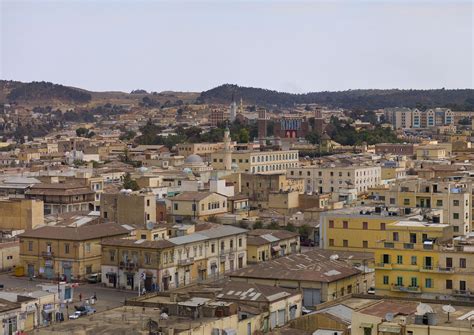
284;223;297;232
298;224;312;240
238;128;250;143
76;127;89;137
253;221;263;229
122;172;140;191
458;117;471;126
266;221;280;230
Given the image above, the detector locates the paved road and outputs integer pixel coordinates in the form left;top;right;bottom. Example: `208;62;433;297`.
0;273;137;312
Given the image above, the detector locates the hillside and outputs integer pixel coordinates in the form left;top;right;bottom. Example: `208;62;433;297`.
0;80;199;108
199;84;474;110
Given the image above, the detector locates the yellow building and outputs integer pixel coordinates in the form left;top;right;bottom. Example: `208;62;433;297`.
19;221;130;281
169;191;228;221
415;145;447;160
246;229;300;263
0;199;44;231
374;220;453;298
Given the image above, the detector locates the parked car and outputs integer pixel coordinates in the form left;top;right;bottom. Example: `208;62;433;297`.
300;239;315;247
85;273;101;283
69;311;82;320
367;287;375;295
84;306;96;315
301;306;313;315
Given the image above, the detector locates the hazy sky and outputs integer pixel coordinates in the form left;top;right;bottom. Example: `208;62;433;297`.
1;0;473;93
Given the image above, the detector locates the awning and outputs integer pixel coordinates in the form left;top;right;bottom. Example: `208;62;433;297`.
423;240;434;245
379;325;401;333
106;272;116;276
271;246;281;252
359;323;373;329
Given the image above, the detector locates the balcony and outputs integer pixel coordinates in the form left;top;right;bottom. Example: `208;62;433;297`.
391;284;421;293
177;257;194;266
375;263;392;269
420;265;435;272
42;251;54;258
119;261;138;271
453;289;474;297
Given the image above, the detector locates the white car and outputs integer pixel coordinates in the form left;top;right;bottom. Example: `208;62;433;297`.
69;311;82;319
367;287;375;295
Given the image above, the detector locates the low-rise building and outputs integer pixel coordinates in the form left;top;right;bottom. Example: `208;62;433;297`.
101;191;156;226
246;229;300;263
169;191;228;221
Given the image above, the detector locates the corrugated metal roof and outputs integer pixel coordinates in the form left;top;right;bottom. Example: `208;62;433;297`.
168;233;208;245
261;234;280;243
198;225;247;238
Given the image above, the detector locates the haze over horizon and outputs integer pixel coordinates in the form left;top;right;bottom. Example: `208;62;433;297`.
1;0;473;94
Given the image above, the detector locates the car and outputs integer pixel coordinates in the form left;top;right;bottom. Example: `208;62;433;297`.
367;287;375;295
69;311;82;319
300;239;315;247
85;273;101;283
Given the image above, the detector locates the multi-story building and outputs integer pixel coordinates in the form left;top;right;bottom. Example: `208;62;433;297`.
370;179;471;235
177;142;235;161
209;109;224;127
211;149;299;174
384;107;414;129
288;164;381;194
0;199;44;232
169;191;229;221
24;182;95;215
246;229;300;263
19;219;131;281
385;107;454;129
101;225;247;291
101;191;156;226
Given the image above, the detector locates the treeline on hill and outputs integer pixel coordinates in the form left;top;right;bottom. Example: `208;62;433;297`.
5;81;92;103
199;84;474;110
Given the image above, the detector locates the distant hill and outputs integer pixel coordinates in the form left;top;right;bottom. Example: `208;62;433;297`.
4;81;92;104
199;84;474;110
0;80;199;107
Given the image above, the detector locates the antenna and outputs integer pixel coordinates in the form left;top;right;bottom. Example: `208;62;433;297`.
385;313;395;322
442;305;456;323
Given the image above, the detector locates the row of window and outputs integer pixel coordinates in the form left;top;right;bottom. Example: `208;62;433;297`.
251;153;298;162
382;276;467;291
27;241;91;254
252;163;296;173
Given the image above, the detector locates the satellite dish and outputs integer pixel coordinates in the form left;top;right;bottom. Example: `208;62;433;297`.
416;303;434;315
385;313;395;321
442;305;456;323
442;305;456;313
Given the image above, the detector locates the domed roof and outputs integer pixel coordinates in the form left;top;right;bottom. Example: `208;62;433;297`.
184;154;204;165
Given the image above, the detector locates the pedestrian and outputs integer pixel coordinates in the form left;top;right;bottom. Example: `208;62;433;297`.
79;293;82;302
93;292;97;300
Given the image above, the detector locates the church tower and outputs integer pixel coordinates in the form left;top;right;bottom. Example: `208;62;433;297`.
229;92;237;122
223;127;232;170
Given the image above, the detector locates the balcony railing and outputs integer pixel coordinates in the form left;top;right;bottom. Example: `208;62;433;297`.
453;289;474;296
119;261;138;270
177;258;194;266
375;263;392;269
42;251;54;258
391;284;421;293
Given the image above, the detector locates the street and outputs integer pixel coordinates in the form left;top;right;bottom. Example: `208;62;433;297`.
0;273;137;313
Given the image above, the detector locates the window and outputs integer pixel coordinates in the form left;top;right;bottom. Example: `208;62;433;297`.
103;211;108;219
393;232;399;241
363;241;368;248
460;280;466;291
28;241;33;252
389;198;395;205
329;239;334;246
86;266;92;274
328;220;334;228
460;258;467;268
453;199;460;206
409;233;417;243
146;199;150;206
221;241;225;251
145;253;151;265
342;221;348;229
110;250;115;261
383;276;389;285
211;244;215;253
446;279;453;289
85;243;91;253
425;278;433;288
238;238;242;247
380;223;386;230
230;240;234;249
396;277;403;286
174;203;178;210
411;256;417;265
362;222;368;230
382;254;390;264
453;213;459;220
411;277;418;287
436;199;443;206
397;255;403;264
343;240;348;247
64;244;70;254
403;198;410;205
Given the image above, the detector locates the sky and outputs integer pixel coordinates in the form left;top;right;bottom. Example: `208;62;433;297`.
1;0;473;93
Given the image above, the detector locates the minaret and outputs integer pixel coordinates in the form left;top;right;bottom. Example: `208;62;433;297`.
229;92;237;122
223;126;232;170
239;98;244;114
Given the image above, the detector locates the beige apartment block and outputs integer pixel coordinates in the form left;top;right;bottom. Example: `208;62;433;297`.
0;199;44;231
101;191;156;226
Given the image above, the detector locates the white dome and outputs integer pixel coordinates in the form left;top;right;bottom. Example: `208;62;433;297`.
184;154;204;165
